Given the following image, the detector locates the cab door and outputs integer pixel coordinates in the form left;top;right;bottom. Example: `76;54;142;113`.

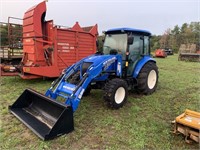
127;35;143;76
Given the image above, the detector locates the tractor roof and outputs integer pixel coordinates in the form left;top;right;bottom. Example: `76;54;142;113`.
106;28;151;36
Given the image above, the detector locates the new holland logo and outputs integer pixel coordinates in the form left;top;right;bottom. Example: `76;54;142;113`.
103;57;116;70
63;85;75;91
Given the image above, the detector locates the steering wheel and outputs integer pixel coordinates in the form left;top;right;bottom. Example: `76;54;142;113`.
110;49;118;55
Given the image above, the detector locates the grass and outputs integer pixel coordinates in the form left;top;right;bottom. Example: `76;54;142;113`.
0;54;199;149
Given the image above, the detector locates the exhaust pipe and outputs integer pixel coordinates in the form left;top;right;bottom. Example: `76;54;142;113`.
9;89;74;140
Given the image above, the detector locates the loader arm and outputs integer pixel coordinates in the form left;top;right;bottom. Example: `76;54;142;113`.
45;54;122;112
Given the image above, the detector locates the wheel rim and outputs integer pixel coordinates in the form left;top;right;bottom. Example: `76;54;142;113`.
147;70;157;89
115;87;125;104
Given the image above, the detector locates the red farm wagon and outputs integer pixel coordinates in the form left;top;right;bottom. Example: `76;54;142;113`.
17;1;98;79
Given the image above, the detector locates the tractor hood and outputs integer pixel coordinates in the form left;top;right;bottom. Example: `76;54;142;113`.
81;54;122;77
83;55;118;67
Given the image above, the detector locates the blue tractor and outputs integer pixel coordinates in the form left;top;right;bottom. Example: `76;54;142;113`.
9;28;158;140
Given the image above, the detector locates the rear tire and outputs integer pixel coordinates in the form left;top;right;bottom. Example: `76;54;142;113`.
104;78;128;109
136;62;158;95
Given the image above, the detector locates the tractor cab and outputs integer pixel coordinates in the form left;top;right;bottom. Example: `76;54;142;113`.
103;28;151;76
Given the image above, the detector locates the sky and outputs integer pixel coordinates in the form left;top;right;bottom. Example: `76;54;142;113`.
0;0;199;35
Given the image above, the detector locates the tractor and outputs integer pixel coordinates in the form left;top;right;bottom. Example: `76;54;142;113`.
9;28;159;140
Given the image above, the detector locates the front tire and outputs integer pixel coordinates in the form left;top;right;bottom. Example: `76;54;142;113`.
136;62;158;95
104;78;128;109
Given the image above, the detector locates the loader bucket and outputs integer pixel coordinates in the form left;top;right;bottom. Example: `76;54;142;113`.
9;89;74;140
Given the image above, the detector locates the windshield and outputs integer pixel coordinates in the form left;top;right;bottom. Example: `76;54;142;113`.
103;33;127;56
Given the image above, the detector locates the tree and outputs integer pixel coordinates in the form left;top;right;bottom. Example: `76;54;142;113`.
150;35;160;51
191;22;200;44
0;24;8;46
159;29;171;48
152;22;200;53
0;23;22;47
171;25;180;35
171;25;181;52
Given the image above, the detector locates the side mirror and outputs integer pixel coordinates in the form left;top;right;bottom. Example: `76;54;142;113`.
128;36;134;45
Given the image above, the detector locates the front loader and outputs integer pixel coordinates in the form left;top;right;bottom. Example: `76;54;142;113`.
9;28;159;140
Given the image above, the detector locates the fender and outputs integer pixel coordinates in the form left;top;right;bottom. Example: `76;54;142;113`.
132;55;156;78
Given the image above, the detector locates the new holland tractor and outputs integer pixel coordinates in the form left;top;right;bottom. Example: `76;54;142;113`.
9;28;158;140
